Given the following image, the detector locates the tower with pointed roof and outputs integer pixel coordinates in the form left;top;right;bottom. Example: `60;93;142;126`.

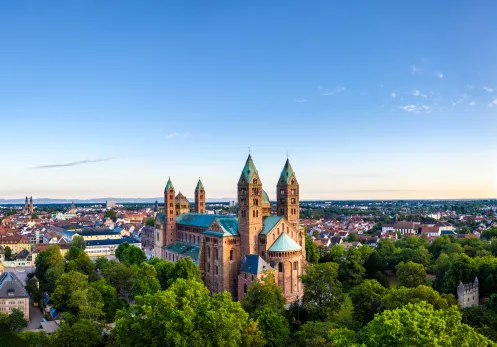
163;178;177;249
238;155;263;257
195;178;206;214
277;159;299;229
29;196;34;214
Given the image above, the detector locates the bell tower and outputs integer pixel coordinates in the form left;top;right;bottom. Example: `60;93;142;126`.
238;155;263;257
195;178;206;214
277;158;299;229
164;177;177;246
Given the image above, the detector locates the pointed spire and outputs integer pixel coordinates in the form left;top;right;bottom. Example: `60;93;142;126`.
280;158;295;183
165;177;174;191
195;178;204;191
241;154;258;181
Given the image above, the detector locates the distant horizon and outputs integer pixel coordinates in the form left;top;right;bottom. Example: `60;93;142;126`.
1;196;495;205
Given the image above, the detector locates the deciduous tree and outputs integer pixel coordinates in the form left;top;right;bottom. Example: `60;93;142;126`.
300;262;344;321
241;272;285;316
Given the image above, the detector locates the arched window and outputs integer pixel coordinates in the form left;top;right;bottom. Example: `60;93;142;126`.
230;249;233;261
256;210;259;217
253;178;258;184
251;275;254;281
293;261;298;271
244;284;248;293
273;234;275;241
215;248;218;260
278;263;283;272
207;246;211;258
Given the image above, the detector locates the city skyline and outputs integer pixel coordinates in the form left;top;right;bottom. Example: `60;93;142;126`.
1;1;496;200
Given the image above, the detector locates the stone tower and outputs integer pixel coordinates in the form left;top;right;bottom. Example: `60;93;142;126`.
277;159;299;229
458;277;479;308
238;155;263;257
195;178;206;214
29;196;34;214
24;197;29;211
164;177;177;246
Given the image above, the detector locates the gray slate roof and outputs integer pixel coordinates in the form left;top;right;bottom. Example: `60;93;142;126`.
0;272;29;298
240;254;272;275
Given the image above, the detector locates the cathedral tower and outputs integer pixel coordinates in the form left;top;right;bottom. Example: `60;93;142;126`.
29;196;34;214
164;178;177;246
238;155;263;257
195;178;206;214
277;159;299;229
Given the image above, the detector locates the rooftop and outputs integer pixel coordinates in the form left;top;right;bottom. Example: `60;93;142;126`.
0;272;29;299
268;233;302;252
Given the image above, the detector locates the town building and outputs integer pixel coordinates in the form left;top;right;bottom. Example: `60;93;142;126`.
0;234;30;254
106;200;116;209
155;156;306;302
0;271;30;320
84;238;141;257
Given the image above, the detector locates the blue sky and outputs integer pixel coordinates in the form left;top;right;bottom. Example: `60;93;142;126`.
1;1;496;200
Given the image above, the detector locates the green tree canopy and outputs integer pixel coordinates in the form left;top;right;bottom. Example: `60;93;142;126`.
150;257;175;290
101;260;135;300
349;279;387;325
4;246;12;261
305;236;320;264
395;261;427;288
146;217;155;227
34;245;64;292
52;319;103;347
254;308;290;347
169;257;201;285
131;262;161;298
362;301;495;347
105;210;117;222
71;235;86;250
379;285;457;312
300;262;344;321
241;272;286;317
337;247;366;289
113;278;256;347
116;244;146;266
0;309;28;332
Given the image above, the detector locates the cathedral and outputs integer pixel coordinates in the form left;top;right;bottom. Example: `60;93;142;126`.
154;155;306;302
21;196;34;215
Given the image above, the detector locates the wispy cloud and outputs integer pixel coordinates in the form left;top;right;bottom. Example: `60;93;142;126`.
400;104;430;113
410;65;419;75
294;98;308;103
436;72;444;79
412;89;427;98
165;132;190;140
466;85;475;90
32;158;115;169
391;92;396;98
483;87;494;93
317;86;346;96
452;94;468;106
469;100;476;107
489;98;497;107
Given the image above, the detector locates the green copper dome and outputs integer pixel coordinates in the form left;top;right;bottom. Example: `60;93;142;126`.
241;154;258;182
280;158;295;184
262;190;270;204
195;178;204;191
269;233;302;252
165;177;174;191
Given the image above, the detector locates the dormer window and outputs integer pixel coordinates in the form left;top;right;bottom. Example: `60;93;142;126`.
253;178;258;184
